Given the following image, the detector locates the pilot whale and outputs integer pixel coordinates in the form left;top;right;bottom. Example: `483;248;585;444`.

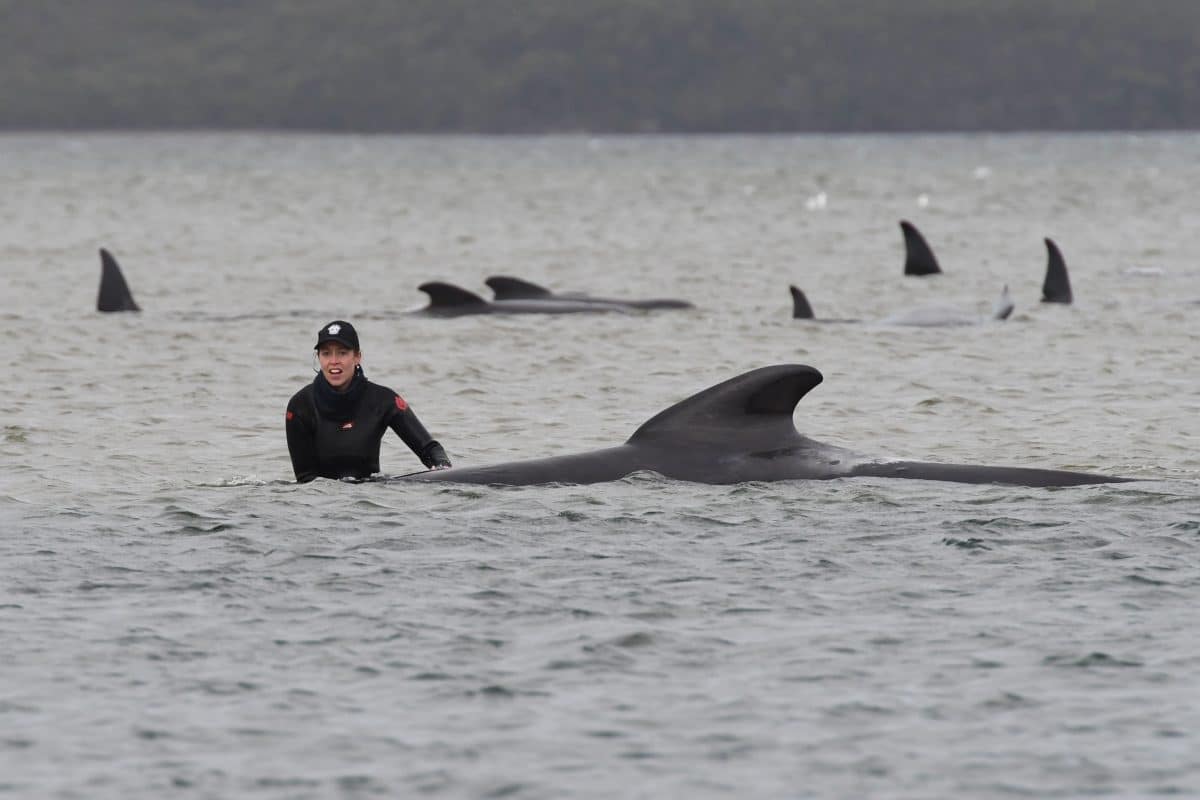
485;275;694;310
405;365;1129;487
97;249;140;312
790;285;1014;326
416;281;631;316
901;220;942;276
92;257;629;319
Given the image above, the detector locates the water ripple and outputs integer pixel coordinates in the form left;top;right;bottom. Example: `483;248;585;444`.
3;132;1199;799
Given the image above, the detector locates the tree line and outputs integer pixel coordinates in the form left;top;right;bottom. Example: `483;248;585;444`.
2;0;1199;133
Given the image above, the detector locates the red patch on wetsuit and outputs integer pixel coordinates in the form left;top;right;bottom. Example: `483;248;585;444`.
340;421;354;430
394;395;408;411
286;410;294;421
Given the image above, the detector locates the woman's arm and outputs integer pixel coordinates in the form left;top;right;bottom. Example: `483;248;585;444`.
388;395;452;469
285;401;321;482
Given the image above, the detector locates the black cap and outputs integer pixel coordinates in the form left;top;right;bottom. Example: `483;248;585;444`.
314;320;360;350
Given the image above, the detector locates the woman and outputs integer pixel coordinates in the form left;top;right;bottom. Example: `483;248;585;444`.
286;320;451;482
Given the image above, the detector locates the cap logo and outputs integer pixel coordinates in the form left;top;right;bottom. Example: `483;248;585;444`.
327;324;341;335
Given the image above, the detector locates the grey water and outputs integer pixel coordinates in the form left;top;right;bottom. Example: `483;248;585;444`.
1;132;1198;798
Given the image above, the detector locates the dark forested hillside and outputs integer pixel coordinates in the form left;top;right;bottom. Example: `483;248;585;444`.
2;0;1199;132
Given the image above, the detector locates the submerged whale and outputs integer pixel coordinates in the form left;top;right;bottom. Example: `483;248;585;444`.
97;249;140;312
405;365;1129;487
416;281;630;316
485;275;694;310
1041;238;1073;304
790;285;1014;326
901;220;942;276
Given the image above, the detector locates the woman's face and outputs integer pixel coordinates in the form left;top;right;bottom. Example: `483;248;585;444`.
317;343;361;390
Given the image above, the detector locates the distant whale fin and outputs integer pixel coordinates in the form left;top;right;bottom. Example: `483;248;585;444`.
97;248;141;312
1041;238;1073;304
627;364;823;448
418;281;488;307
992;284;1014;320
900;220;942;276
485;275;554;300
789;285;816;319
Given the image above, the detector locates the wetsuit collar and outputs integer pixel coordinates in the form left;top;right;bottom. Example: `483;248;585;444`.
313;365;367;422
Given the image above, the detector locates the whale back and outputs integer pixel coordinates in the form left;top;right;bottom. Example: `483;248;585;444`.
487;274;694;310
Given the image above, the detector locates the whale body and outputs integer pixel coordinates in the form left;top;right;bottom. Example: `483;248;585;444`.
405;365;1129;487
485;275;694;310
416;281;630;316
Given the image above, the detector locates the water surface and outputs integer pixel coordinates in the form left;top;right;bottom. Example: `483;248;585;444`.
1;133;1197;798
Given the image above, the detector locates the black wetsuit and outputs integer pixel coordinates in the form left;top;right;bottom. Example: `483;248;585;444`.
286;367;450;482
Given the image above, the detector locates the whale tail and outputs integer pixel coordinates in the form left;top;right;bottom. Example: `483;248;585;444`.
97;248;141;312
789;285;816;319
850;460;1128;486
900;220;942;276
1042;238;1073;304
485;276;554;300
992;284;1015;320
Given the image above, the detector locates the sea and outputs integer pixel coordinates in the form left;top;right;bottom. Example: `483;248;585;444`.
1;132;1197;799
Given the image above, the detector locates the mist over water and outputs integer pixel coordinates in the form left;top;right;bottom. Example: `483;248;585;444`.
1;133;1198;798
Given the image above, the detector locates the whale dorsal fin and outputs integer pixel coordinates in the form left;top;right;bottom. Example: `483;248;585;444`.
900;220;942;276
418;281;488;307
789;285;816;319
485;276;554;300
627;364;822;449
1041;238;1073;304
97;248;141;312
992;284;1014;320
